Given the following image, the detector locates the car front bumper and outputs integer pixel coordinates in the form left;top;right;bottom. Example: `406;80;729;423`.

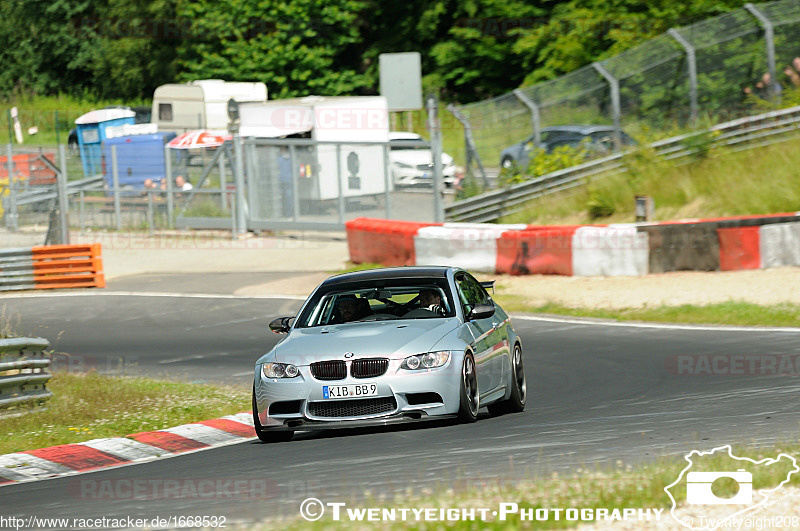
254;357;462;432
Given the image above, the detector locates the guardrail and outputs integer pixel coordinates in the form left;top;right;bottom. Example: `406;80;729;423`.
447;105;800;222
7;175;105;208
0;243;105;291
0;337;52;413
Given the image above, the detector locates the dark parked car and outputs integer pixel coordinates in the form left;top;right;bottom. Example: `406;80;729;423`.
500;125;636;171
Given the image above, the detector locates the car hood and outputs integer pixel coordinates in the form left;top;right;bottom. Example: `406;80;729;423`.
390;149;454;166
267;318;461;365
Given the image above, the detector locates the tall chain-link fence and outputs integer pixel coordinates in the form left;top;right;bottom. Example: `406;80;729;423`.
451;0;800;183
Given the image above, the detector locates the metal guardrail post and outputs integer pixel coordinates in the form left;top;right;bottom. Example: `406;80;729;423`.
164;144;174;228
57;144;71;244
111;144;122;230
592;62;623;151
745;3;778;100
513;89;542;147
668;28;699;125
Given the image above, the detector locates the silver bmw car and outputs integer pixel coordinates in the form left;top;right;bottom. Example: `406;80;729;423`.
252;266;526;442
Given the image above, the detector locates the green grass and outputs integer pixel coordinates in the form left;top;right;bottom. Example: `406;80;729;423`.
263;441;800;529
0;371;250;455
501;134;800;225
0;94;148;146
492;297;800;328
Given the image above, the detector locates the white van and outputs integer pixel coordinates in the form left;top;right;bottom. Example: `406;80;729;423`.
152;79;267;133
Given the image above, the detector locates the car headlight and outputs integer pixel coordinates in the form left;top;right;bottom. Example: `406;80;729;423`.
394;161;413;169
401;351;450;370
262;362;300;378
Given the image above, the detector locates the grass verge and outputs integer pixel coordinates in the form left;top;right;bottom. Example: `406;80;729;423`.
0;371;250;455
266;442;800;529
492;296;800;328
500;135;800;226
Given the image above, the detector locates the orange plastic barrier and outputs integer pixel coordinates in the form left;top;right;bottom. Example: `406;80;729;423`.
345;218;439;267
31;243;105;289
495;227;580;276
717;226;761;271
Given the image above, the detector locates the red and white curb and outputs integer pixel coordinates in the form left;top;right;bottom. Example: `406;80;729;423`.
0;413;255;486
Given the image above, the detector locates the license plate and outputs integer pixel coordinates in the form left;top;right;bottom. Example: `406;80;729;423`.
323;383;378;399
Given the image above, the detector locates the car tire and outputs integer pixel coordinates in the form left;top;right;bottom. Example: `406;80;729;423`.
457;352;479;423
252;389;293;443
501;156;515;170
488;343;526;416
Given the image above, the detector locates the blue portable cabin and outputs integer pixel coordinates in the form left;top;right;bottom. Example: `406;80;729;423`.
74;109;136;177
102;131;177;190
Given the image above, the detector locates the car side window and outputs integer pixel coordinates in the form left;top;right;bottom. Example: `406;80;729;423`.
455;273;490;316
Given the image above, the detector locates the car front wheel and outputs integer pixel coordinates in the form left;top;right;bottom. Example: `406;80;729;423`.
457;353;479;422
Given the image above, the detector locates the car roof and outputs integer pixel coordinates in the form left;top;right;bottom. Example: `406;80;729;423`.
388;132;424;141
322;266;454;287
541;124;616;134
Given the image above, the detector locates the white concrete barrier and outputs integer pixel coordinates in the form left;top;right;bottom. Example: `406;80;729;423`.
414;224;525;273
760;221;800;268
572;226;649;276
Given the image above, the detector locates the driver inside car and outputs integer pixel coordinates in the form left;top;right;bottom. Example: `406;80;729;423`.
335;297;372;323
418;288;446;315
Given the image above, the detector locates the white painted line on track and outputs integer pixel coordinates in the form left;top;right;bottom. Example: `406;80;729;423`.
512;314;800;333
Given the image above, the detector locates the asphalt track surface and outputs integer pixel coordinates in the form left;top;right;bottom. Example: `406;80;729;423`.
2;273;800;527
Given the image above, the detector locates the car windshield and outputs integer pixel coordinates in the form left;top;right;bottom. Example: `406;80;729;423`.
296;281;455;327
389;137;426;150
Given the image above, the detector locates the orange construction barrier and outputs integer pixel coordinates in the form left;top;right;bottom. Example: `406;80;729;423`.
31;243;105;290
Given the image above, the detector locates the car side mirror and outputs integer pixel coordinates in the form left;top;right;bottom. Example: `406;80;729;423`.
269;316;293;334
468;304;495;321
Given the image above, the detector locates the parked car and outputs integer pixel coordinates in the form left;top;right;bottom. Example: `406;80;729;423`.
253;266;527;442
389;132;458;188
500;124;636;171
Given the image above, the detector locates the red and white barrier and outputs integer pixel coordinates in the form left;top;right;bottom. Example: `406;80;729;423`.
346;213;800;277
414;223;526;273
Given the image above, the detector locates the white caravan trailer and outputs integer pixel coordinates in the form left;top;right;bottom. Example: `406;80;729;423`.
152;79;267;133
238;95;390;202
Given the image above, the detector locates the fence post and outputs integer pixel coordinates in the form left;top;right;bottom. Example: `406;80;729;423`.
426;94;445;223
668;28;699;125
233;134;246;236
5;143;17;231
446;105;489;189
336;144;345;224
288;145;299;222
382;143;392;219
57;144;71;244
111;144;122;230
592;62;622;151
744;3;778;99
164;144;174;228
513;89;542;146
